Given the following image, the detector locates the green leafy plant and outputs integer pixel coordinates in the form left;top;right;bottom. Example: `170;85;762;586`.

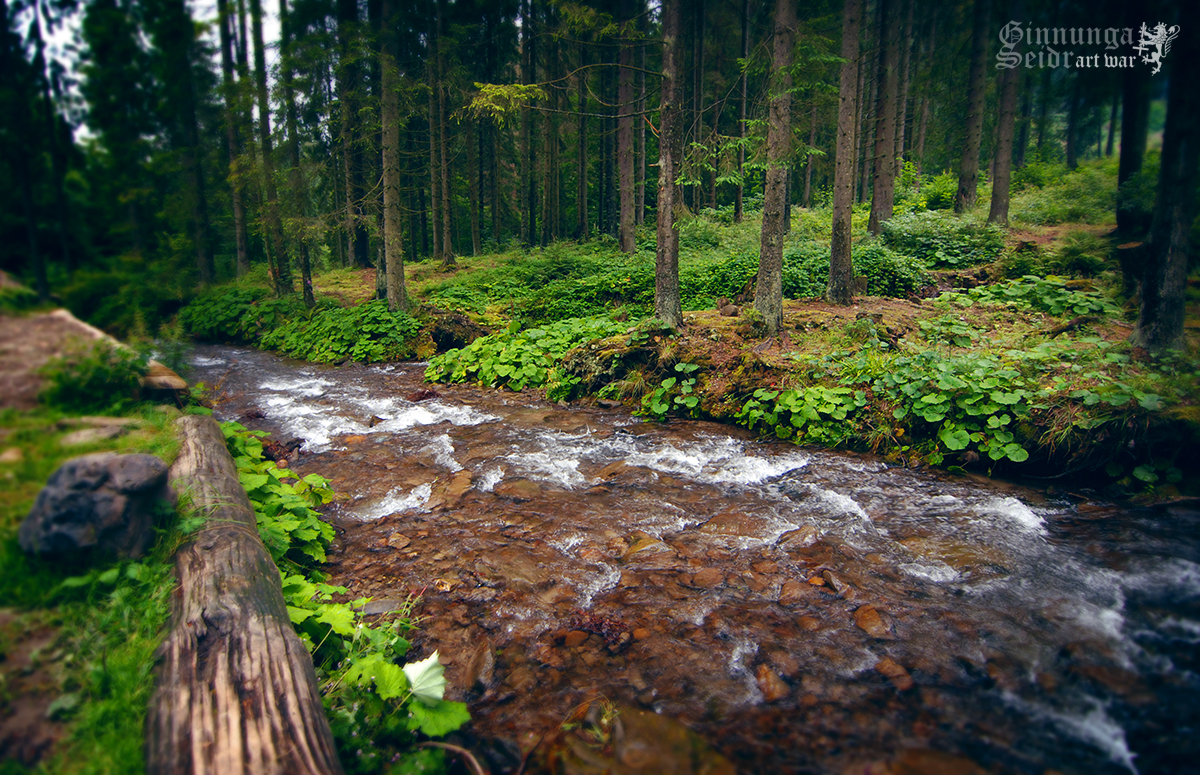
260;299;420;363
640;362;701;420
223;421;470;772
880;210;1005;268
958;276;1120;317
38;340;148;413
736;384;867;445
426;315;628;391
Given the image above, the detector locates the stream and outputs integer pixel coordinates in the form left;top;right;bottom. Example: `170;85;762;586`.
190;345;1198;774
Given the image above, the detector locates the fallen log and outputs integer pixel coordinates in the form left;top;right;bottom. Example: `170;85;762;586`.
147;415;343;775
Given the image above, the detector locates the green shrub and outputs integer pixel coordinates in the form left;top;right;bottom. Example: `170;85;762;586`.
1011;160;1069;192
0;283;39;313
426;315;628;391
178;286;272;341
1010;161;1118;226
1049;231;1112;277
779;241;928;299
851;242;930;296
881;210;1005;268
38;340;148;413
259;300;420;363
1116;153;1158;236
920;172;959;210
995;246;1047;279
956;275;1120;317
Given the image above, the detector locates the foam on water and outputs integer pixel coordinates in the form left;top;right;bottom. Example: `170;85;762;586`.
476;466;505;492
622;435;810;485
973;496;1046;534
420;433;463;472
504;450;586;488
1006;693;1139;774
356;482;432;520
575;563;621;609
900;561;961;583
367;402;497;434
260;375;333;398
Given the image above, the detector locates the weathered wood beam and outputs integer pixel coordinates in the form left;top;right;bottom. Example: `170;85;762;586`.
147;415;343;775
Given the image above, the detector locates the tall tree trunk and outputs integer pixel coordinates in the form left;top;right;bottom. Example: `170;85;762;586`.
914;15;934;175
428;72;442;261
829;0;862;307
32;4;72;277
655;0;683;329
338;0;368;268
1106;92;1118;158
753;0;795;335
467;118;481;256
1015;73;1030;168
1065;77;1080;170
988;60;1019;225
954;0;989;214
617;0;635;253
1133;2;1198;354
280;0;314;307
217;0;251;278
250;0;290;294
438;0;454;267
1035;66;1050;154
804;104;816;208
868;0;899;234
379;0;408;311
1117;52;1151;233
636;23;646;226
857;10;875;204
521;0;536;245
735;0;748;223
893;0;913;166
577;42;589;238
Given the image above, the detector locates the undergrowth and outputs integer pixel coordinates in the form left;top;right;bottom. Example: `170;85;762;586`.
221;422;470;774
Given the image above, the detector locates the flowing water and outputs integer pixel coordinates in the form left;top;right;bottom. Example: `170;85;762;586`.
191;346;1198;774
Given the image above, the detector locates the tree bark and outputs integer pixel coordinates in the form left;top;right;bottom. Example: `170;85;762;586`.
734;0;748;223
868;0;899;234
856;9;875;204
521;0;536;245
893;0;913;166
436;0;454;266
428;84;442;261
1065;77;1080;170
1117;44;1150;233
1015;72;1030;168
380;0;408;311
829;0;862;307
467;117;481;256
146;415;343;775
954;0;989;213
577;42;589;238
32;3;73;278
617;0;636;253
655;0;683;329
250;0;290;294
804;104;816;208
337;0;368;268
280;0;314;307
1133;2;1198;354
217;0;251;278
988;60;1019;225
753;0;795;335
636;22;646;226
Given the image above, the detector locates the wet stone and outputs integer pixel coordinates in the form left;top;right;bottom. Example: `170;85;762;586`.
766;650;800;678
563;630;590;648
386;532;411;549
756;664;790;703
777;525;819;549
494;478;543;501
778;580;806;605
691;568;724;588
798;615;822;632
854;605;891;638
875;657;915;691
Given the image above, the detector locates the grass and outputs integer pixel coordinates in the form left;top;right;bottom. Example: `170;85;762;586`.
0;405;183;775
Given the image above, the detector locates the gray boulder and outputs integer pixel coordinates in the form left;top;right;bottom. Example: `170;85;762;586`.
19;452;173;561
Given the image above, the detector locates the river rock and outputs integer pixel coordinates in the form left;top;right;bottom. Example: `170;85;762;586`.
19;452;172;561
563;631;590;648
853;605;891;638
778;579;806;605
691;568;724;588
386;532;411;549
797;615;822;632
494;477;543;501
777;525;819;549
875;657;914;691
756;664;790;702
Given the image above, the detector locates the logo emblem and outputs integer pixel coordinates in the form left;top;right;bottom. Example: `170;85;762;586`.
1133;22;1180;75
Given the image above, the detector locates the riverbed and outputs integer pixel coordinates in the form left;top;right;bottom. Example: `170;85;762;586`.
190;345;1198;774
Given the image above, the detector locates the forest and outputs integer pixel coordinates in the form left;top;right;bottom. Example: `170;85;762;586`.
2;0;1199;772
